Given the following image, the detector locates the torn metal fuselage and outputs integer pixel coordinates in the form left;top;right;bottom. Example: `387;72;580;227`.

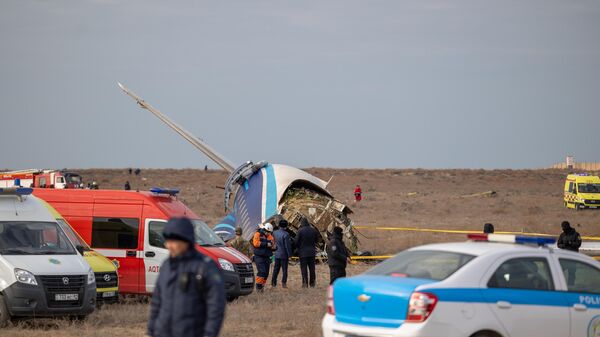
215;163;359;255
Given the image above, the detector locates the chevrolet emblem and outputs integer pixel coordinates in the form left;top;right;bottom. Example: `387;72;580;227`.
357;294;371;302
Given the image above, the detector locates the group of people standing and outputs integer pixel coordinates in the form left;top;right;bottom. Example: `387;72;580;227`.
230;217;350;292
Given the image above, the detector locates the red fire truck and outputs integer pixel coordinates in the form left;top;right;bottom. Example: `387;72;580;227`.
0;169;82;189
33;187;254;299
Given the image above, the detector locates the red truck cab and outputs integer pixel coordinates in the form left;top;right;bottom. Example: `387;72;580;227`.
33;188;254;299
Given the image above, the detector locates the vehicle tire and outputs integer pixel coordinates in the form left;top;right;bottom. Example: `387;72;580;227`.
471;332;500;337
0;295;10;328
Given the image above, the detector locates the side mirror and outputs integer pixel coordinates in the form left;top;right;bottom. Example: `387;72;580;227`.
76;245;84;255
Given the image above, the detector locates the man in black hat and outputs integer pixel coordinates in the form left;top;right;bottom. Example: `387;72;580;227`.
327;227;350;285
483;223;494;234
146;217;226;337
272;219;293;288
557;221;582;252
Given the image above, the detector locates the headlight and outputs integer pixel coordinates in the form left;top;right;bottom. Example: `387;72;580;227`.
218;258;235;272
87;269;95;285
15;268;38;286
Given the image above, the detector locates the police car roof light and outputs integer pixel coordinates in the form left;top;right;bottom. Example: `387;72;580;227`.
150;187;180;196
467;233;556;246
0;187;33;196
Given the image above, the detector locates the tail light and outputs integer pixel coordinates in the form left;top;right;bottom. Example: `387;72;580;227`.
326;285;335;315
406;292;437;323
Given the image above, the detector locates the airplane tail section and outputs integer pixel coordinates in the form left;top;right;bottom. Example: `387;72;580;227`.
117;82;236;172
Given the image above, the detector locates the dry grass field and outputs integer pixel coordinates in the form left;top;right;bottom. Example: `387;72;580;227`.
2;168;599;336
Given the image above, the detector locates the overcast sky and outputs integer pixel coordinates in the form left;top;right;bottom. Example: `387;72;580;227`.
1;0;599;170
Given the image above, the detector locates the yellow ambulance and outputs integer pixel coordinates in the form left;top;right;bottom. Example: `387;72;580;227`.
41;200;119;303
564;174;600;210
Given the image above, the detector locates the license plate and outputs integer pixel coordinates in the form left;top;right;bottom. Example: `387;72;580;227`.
55;293;78;301
244;277;254;284
102;291;116;298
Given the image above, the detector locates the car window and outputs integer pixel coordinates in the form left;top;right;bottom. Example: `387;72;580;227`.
488;257;554;291
148;221;166;248
365;250;475;281
91;217;139;249
559;259;600;294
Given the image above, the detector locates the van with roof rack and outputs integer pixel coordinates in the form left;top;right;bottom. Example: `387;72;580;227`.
0;188;96;326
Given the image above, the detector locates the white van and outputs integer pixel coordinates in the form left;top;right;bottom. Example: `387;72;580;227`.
0;188;96;326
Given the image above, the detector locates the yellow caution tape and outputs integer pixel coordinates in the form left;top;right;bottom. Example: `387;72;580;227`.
350;255;393;260
354;226;600;241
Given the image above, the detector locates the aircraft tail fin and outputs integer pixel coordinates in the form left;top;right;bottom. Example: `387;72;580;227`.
117;82;236;173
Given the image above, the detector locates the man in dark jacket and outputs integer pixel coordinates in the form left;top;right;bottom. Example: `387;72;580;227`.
557;221;582;252
294;218;321;288
272;219;293;288
146;217;226;337
483;223;494;234
327;227;350;285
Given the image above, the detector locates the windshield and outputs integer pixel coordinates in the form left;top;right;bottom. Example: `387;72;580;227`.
192;220;226;246
65;174;82;184
56;219;91;251
578;183;600;193
365;250;475;281
0;221;77;255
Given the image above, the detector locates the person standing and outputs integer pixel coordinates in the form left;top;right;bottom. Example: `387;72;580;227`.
272;219;293;288
146;217;225;337
483;223;494;234
327;227;350;285
252;223;276;292
557;221;582;252
124;181;131;190
294;218;320;288
354;185;362;203
229;227;252;258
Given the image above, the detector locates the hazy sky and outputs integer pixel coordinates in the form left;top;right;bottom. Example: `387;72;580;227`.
1;0;599;170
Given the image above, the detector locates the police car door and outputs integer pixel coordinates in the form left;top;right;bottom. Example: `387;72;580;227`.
555;257;600;336
143;219;169;293
482;255;570;337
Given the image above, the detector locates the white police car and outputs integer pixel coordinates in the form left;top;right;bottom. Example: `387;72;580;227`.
322;234;600;337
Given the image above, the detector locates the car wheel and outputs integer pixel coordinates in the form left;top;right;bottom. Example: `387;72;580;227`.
471;333;498;337
0;295;10;328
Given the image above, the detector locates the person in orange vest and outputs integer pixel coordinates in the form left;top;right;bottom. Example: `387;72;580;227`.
252;223;276;292
354;185;362;202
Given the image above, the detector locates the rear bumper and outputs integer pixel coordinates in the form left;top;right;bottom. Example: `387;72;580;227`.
222;268;254;298
322;313;464;337
3;282;96;318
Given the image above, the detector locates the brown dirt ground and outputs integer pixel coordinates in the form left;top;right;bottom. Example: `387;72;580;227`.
3;168;599;336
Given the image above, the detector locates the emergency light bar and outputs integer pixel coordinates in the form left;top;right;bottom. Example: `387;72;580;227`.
0;187;33;196
150;187;180;196
468;233;556;246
